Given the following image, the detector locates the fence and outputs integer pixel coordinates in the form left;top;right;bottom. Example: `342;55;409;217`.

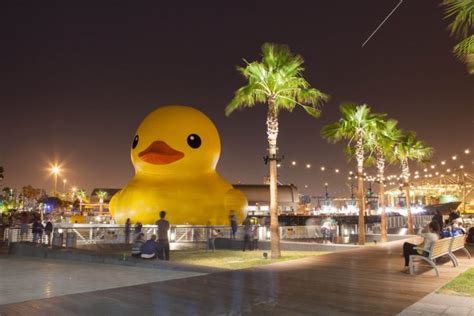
2;215;435;246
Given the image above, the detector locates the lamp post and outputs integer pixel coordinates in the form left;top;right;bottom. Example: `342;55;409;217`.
63;179;67;194
51;165;61;196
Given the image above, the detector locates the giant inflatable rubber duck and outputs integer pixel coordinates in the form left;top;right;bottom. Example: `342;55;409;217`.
109;105;247;225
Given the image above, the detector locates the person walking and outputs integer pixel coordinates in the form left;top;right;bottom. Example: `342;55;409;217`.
242;217;252;251
155;211;170;260
229;210;238;239
44;220;53;245
32;218;44;243
125;218;131;244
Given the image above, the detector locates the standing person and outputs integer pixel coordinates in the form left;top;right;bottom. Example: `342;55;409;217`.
401;221;439;273
251;223;259;250
20;215;29;242
208;227;221;253
229;210;238;239
133;221;142;240
44;220;53;246
140;234;159;259
432;210;443;230
124;218;131;244
242;217;252;251
32;218;44;243
155;211;170;260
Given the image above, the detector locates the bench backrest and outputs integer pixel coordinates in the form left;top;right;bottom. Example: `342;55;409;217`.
450;235;466;252
430;237;452;259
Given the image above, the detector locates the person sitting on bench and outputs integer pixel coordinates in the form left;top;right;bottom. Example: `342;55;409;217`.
402;221;440;273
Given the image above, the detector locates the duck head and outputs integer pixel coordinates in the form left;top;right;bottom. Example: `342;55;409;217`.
131;106;221;176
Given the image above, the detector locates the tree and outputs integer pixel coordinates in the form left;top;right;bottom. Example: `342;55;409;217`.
0;166;4;182
95;190;109;214
393;131;433;234
321;103;384;245
441;0;474;74
76;189;88;213
371;119;401;242
226;43;328;258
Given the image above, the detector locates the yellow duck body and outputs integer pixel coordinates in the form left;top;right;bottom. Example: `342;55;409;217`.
109;105;247;225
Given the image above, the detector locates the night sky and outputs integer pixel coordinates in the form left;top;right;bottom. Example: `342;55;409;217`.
1;1;472;197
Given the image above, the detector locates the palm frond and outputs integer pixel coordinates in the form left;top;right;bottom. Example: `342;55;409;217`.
226;42;329;117
442;0;473;38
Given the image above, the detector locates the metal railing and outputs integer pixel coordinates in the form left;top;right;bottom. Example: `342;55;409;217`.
2;215;436;246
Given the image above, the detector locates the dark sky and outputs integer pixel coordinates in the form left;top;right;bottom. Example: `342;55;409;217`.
1;1;472;197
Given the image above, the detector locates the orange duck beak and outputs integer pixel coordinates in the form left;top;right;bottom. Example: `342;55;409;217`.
138;141;184;165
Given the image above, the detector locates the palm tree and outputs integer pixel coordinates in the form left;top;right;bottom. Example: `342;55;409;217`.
322;103;385;245
372;119;401;242
394;132;433;234
226;43;328;258
95;190;109;214
442;0;474;74
76;189;88;213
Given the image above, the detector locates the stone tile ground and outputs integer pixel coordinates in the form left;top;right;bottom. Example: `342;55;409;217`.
398;293;474;316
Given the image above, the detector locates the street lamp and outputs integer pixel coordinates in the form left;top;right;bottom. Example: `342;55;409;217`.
50;165;61;195
63;179;67;193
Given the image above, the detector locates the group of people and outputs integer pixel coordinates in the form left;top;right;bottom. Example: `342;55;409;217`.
20;218;54;245
130;211;170;260
401;210;468;273
432;210;467;238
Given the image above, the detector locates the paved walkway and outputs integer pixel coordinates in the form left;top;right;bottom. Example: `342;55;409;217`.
398;293;474;315
0;256;204;306
0;239;472;315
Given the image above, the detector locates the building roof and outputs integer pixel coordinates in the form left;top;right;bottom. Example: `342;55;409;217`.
233;184;299;204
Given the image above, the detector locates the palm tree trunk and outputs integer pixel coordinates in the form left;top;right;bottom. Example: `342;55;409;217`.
267;99;281;259
376;148;387;243
401;158;414;234
356;137;366;245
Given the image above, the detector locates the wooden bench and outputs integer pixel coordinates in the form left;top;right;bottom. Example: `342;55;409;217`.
409;237;455;277
449;234;471;267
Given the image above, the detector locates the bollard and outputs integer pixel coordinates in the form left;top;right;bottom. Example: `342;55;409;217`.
52;232;63;248
66;232;77;248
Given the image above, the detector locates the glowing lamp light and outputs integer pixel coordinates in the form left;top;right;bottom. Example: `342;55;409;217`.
51;166;61;175
306;164;311;169
430;165;435;169
460;165;464;169
447;169;451;172
452;156;457;160
291;161;296;166
277;163;281;168
335;169;340;173
349;171;353;175
465;149;470;154
423;168;428;172
441;161;446;165
320;166;325;171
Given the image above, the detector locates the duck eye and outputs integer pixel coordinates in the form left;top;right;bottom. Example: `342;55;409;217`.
132;135;139;149
187;134;201;149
